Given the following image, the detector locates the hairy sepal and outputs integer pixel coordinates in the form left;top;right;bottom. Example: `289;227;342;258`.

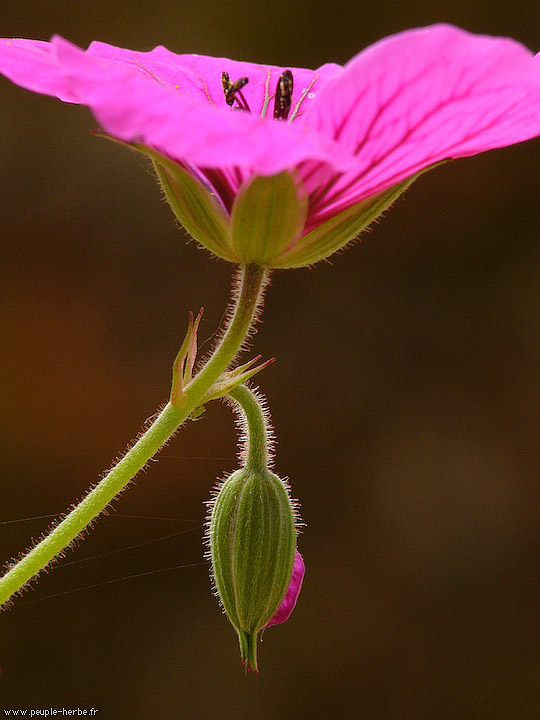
230;171;308;265
209;466;296;671
272;176;416;268
94;132;235;261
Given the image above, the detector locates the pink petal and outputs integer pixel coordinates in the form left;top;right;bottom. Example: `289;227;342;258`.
304;24;540;215
0;36;348;177
0;39;76;101
85;41;341;120
56;36;351;175
265;550;305;628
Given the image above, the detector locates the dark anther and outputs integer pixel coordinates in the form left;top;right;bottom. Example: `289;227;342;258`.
273;70;293;120
221;71;250;112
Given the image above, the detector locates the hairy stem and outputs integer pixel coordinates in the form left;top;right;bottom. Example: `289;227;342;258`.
227;385;271;473
0;263;268;607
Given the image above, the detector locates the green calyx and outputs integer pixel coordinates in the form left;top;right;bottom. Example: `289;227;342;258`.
154;159;418;268
94;132;429;269
155;162;309;266
209;466;296;672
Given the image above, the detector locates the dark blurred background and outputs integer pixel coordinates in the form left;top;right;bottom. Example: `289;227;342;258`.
2;2;540;718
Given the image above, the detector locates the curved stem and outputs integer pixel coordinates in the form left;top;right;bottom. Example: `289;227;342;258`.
183;264;267;402
228;385;271;472
0;263;269;607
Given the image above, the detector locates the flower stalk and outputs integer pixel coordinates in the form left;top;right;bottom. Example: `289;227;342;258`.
0;263;268;607
227;384;271;472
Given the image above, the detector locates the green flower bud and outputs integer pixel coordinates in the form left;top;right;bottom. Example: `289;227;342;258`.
208;466;296;672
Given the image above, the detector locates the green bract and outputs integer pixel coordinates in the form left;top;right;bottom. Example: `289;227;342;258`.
209;466;296;672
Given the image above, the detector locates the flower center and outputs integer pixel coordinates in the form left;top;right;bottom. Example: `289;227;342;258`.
221;70;294;120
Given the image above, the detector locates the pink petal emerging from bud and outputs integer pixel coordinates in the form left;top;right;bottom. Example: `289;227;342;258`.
265;550;305;628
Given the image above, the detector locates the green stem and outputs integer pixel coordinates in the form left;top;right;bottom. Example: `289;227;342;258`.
228;385;271;472
0;263;268;607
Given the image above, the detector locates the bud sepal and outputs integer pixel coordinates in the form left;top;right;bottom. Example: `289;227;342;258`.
209;465;296;672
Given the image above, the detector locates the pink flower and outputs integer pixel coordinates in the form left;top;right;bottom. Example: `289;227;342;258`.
265;550;305;628
2;25;540;266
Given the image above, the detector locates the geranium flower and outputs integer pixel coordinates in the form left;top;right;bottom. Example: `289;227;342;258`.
1;24;540;267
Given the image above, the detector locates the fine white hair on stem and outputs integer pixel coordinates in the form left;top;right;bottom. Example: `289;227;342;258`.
1;401;184;605
197;265;272;373
223;384;275;469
